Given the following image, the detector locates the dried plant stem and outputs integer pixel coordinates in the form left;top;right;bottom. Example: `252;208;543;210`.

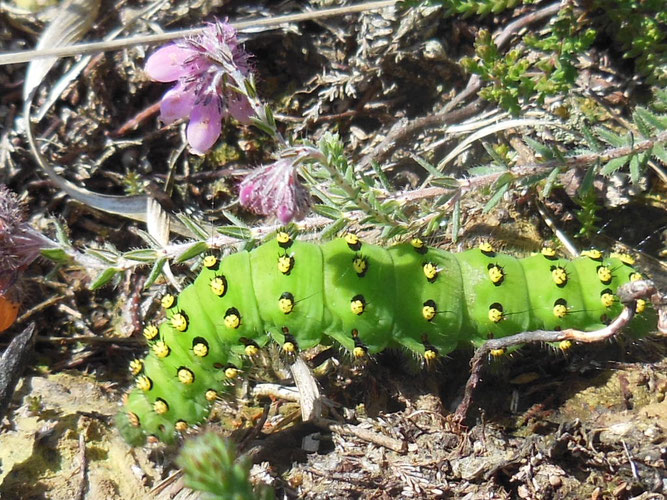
0;0;398;66
315;418;408;454
454;280;664;421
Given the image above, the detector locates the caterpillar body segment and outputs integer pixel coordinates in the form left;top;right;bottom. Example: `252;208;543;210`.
117;235;655;445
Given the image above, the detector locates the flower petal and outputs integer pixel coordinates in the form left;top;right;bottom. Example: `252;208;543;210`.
226;94;255;124
186;98;223;154
145;45;197;82
159;84;196;124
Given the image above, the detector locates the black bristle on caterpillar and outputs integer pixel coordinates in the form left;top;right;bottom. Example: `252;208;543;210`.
117;233;657;445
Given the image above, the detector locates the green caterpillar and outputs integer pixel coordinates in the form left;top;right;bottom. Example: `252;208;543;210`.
117;232;655;445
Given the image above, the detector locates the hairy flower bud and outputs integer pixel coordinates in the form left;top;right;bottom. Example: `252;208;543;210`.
239;156;311;225
0;185;56;295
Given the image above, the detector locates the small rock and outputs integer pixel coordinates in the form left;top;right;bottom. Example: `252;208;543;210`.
548;475;562;488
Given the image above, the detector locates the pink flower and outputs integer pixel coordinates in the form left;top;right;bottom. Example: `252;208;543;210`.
145;21;255;154
239;156;311;225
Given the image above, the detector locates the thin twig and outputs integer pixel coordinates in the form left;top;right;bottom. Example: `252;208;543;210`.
357;98;484;171
314;418;408;454
15;294;67;325
535;200;580;258
238;404;271;454
454;279;664;421
621;439;640;481
252;383;301;402
0;0;398;66
75;433;88;500
30;335;143;345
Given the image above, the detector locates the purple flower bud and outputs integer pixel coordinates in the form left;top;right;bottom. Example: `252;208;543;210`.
144;21;255;154
0;185;57;295
239;157;311;225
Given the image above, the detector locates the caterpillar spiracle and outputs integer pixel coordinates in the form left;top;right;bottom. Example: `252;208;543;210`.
117;233;656;445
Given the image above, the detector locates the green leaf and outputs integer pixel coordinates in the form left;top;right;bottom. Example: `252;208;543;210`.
216;226;253;240
250;116;276;137
176;214;212;241
483;181;510;213
652;142;667;163
578;164;598;196
596;126;625;148
424;213;443;236
431;177;461;188
600;156;628;176
410;154;443;178
524;137;555;160
543;166;561;197
468;164;507;176
629;154;640;184
634;106;666;132
320;218;348;240
581;125;602;152
632;110;653;139
381;224;405;240
263;105;275;129
52;220;73;248
91;267;118;290
175;241;210;263
451;199;461;243
144;258;167;289
87;249;119;265
482;142;508;165
40;248;69;263
370;161;392;191
133;229;163;249
122;249;158;262
243;77;257;99
221;210;249;229
312;204;343;220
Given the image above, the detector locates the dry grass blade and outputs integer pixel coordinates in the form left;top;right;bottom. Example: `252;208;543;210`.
147;197;179;289
291;357;322;422
22;0;100;101
1;0;398;66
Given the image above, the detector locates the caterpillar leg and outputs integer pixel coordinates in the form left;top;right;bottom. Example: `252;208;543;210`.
454;279;665;421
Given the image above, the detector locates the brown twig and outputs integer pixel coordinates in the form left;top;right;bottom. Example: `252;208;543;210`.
15;295;67;326
357;98;484;171
454;280;664;421
315;418;408;454
75;433;88;500
108;101;161;138
31;335;143;345
238;404;271;454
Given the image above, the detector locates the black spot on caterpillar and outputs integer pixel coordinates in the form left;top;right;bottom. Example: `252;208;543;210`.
117;234;656;445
